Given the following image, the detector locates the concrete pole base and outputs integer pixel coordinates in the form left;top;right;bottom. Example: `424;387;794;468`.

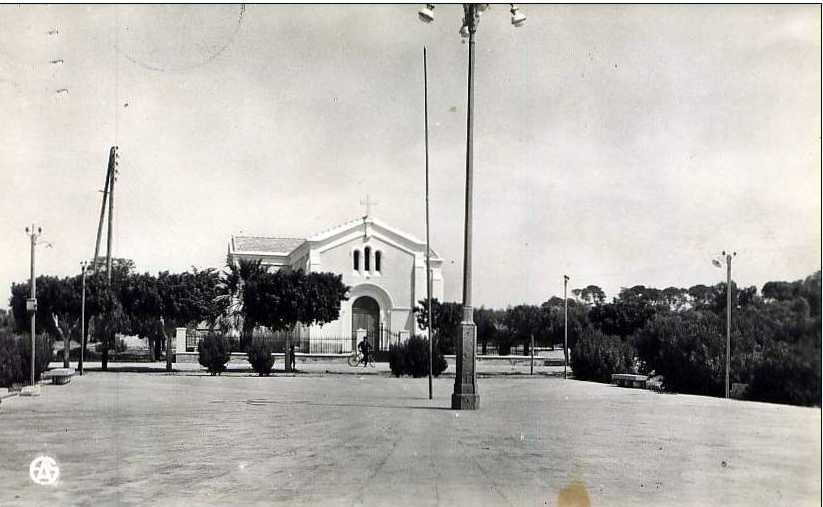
451;393;479;410
452;317;479;410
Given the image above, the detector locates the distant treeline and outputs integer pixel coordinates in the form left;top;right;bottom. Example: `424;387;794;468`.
416;271;821;406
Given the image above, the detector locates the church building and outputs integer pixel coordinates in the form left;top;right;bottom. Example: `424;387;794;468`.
227;213;444;352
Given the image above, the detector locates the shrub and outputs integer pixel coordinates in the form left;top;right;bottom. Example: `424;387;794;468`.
0;331;23;388
570;328;635;383
632;312;724;396
247;340;274;376
198;334;231;375
748;341;821;406
18;333;54;383
389;336;447;378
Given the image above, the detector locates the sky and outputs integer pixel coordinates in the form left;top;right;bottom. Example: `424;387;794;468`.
0;4;820;309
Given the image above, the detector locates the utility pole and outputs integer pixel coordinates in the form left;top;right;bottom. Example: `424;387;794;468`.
93;149;113;272
724;251;735;399
79;261;88;375
530;333;534;375
423;46;433;400
563;274;569;380
106;146;118;283
713;251;736;399
25;225;42;386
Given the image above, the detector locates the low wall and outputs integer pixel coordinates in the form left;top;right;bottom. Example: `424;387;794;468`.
175;352;350;364
175;352;564;366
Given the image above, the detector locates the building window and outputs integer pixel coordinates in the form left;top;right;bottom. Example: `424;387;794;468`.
353;250;360;271
375;251;381;272
364;246;371;271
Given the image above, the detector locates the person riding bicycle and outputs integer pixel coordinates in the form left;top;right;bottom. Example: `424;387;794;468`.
358;336;372;367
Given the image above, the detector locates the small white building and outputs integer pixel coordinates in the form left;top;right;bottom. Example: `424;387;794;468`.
227;214;444;352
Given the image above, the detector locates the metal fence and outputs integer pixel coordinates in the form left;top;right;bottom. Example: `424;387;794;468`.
183;327;408;355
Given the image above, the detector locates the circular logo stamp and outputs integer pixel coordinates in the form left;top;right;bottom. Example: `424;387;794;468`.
29;456;59;485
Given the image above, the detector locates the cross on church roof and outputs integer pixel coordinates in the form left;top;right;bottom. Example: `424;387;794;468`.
360;194;378;218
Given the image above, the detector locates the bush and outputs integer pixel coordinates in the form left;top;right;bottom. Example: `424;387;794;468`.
389;336;448;378
0;331;23;388
570;328;635;383
748;341;821;406
633;312;724;396
246;340;274;376
198;334;231;375
19;333;54;384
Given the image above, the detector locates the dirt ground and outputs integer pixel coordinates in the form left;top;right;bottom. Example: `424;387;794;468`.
0;368;819;506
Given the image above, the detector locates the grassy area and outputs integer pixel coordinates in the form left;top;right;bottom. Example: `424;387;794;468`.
0;372;819;506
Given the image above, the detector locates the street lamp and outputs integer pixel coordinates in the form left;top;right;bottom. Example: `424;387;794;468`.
79;261;88;376
24;225;42;386
419;3;525;410
563;274;569;379
713;250;736;399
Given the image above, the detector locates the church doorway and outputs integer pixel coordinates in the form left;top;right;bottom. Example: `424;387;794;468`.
352;296;380;350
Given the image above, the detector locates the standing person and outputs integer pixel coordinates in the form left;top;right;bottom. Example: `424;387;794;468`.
358;336;371;367
289;344;296;371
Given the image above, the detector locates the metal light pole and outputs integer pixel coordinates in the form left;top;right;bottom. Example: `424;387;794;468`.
79;261;88;376
713;251;736;398
563;274;569;380
419;2;525;411
423;46;434;400
25;225;42;386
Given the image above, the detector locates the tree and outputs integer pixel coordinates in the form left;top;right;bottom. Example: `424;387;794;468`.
415;299;463;355
633;311;725;396
220;258;270;349
748;340;821;406
474;307;499;355
589;300;655;338
245;270;349;332
502;305;544;355
119;272;164;359
540;297;588;352
687;284;716;311
95;292;131;369
570;328;635;383
661;287;689;312
579;285;606;305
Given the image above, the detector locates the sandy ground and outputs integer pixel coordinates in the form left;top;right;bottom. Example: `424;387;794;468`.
0;367;819;506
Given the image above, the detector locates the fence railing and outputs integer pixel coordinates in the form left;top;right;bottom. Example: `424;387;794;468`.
184;327;408;354
183;329;559;357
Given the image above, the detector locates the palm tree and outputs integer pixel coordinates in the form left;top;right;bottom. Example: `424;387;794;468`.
218;257;268;350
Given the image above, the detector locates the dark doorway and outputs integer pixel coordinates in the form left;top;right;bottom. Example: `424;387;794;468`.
352;296;380;350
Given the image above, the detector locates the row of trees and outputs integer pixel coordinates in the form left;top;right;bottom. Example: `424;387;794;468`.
7;258;349;370
416;272;821;406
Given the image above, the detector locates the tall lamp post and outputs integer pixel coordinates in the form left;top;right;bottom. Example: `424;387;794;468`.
419;2;525;411
79;261;88;376
712;251;736;398
563;274;569;379
25;225;43;386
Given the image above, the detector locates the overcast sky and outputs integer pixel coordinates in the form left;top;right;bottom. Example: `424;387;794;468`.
0;4;820;309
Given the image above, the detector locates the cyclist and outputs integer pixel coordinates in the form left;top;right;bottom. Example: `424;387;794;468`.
358;336;372;367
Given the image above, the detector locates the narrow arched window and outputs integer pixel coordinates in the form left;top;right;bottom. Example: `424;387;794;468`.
375;251;381;272
364;246;371;271
353;250;360;271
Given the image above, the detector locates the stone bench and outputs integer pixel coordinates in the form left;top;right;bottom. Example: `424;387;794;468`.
611;373;648;389
43;368;75;385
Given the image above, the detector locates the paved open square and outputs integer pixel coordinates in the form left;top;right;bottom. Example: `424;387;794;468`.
1;370;819;506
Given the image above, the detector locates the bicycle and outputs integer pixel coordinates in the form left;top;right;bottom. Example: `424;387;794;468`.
347;350;375;368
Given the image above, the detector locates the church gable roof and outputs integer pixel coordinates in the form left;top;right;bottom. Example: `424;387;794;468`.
232;236;305;255
307;216;441;259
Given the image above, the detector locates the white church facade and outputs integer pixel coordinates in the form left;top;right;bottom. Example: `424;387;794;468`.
227;215;444;352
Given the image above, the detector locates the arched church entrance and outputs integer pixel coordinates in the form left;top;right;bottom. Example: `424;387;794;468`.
352;296;380;350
